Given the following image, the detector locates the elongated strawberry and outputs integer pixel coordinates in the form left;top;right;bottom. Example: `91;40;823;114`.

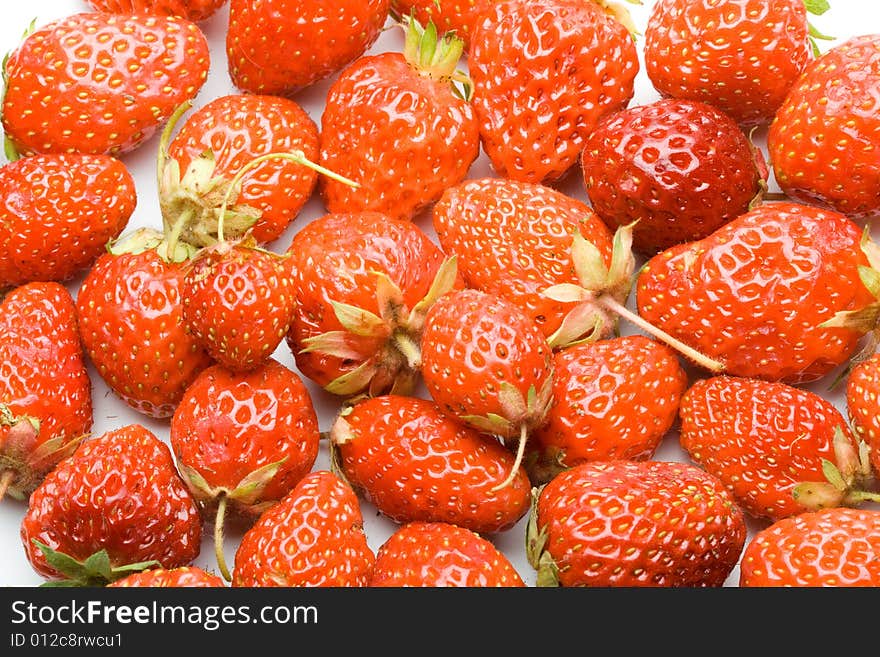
226;0;390;96
319;18;479;222
2;12;210;158
636;202;877;384
330;395;531;534
740;507;880;587
159;95;321;246
76;228;213;419
581;98;768;254
0;154;136;289
232;471;375;587
528;460;747;587
679;375;877;522
86;0;227;21
286;212;459;398
0;283;92;502
527;335;688;485
469;0;639;183
170;359;321;581
108;566;225;588
21;424;202;585
369;521;525;587
768;34;880;219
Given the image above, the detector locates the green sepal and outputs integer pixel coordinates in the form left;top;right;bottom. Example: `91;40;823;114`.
33;540;161;587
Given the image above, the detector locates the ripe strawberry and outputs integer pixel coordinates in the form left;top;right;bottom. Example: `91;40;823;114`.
21;424;202;585
86;0;227;22
226;0;390;96
528;460;746;587
76;228;213;419
420;288;554;484
679;375;875;522
330;395;531;534
232;471;375;587
740;507;880;587
108;566;226;588
0;154;136;289
469;0;639;183
2;12;210;158
581;98;768;255
390;0;495;51
635;202;876;384
319;18;479;222
432;177;615;340
768;34;880;219
181;239;297;372
0;283;92;502
845;352;880;475
644;0;828;127
159;95;320;246
286;212;459;398
369;521;525;587
170;359;321;580
527;335;688;485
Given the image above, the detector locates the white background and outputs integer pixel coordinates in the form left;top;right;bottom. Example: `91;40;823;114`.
1;0;878;588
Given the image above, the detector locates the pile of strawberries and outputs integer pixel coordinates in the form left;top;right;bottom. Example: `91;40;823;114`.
1;0;880;588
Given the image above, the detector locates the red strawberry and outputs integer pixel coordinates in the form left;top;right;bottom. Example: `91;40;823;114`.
226;0;390;96
469;0;639;183
528;460;747;587
581;98;768;255
768;34;880;219
232;471;375;587
2;12;210;158
847;352;880;475
390;0;496;51
679;375;875;522
0;283;92;502
330;395;531;534
420;288;554;485
319;18;480;222
85;0;227;21
160;95;321;246
21;424;202;585
740;507;880;587
432;177;615;340
644;0;828;127
76;228;214;419
170;359;321;580
286;212;459;398
108;566;226;588
0;154;136;289
635;202;877;384
527;335;688;485
181;239;297;372
369;521;525;587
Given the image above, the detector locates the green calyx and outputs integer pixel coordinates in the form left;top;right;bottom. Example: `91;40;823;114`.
106;226;197;264
525;487;561;587
402;15;473;101
33;541;161;588
803;0;834;57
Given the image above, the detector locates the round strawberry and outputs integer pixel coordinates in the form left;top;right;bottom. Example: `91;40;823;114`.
21;424;202;585
286;212;459;398
0;154;136;289
108;566;226;588
740;507;880;587
160;94;321;247
330;395;531;534
0;283;92;501
2;12;210;157
76;228;214;419
529;460;747;587
527;335;688;485
644;0;827;127
226;0;390;96
370;521;526;587
635;202;877;384
319;18;480;222
768;34;880;219
581;98;768;255
86;0;227;21
232;471;375;588
469;0;639;183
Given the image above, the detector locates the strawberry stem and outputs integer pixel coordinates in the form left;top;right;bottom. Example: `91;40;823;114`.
492;424;528;492
599;295;725;372
0;470;14;503
214;492;232;582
